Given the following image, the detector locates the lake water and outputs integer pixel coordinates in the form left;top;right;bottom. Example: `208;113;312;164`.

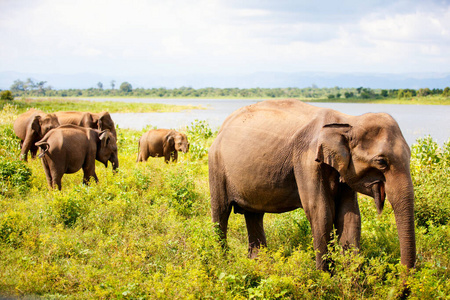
90;98;450;146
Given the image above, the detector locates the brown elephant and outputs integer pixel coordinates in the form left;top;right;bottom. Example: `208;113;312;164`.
137;129;189;163
209;99;415;271
35;124;119;190
13;108;60;161
55;111;117;137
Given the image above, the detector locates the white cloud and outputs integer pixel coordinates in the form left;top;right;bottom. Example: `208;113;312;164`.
1;0;450;76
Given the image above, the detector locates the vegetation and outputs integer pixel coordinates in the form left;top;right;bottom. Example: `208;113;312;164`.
5;78;450;105
0;102;449;299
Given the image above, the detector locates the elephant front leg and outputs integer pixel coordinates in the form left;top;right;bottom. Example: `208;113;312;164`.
171;150;178;163
334;183;361;251
20;133;36;161
244;211;266;258
82;160;99;185
83;171;98;185
164;151;171;163
302;196;335;271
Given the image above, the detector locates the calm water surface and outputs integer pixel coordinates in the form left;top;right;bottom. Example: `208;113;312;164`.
88;98;450;146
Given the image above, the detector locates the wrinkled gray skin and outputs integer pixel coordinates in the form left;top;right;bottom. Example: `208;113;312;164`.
55;111;117;138
13;108;60;161
35;124;119;190
209;99;415;271
137;129;189;163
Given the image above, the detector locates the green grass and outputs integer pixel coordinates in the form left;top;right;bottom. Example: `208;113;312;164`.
1;103;450;299
5;98;203;114
306;95;450;105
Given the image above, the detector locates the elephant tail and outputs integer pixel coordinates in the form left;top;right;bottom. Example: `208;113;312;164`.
35;141;50;158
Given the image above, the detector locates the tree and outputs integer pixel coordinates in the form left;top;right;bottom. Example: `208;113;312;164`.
36;81;47;94
97;82;103;90
443;87;450;97
417;88;431;97
344;92;354;98
111;80;116;90
120;82;132;93
10;79;25;91
25;78;36;91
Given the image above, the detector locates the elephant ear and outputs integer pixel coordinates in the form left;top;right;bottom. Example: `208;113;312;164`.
97;112;108;130
315;123;352;174
163;133;175;151
99;130;110;148
31;115;41;134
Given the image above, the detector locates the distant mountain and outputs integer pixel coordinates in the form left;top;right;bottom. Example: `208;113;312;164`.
1;71;449;90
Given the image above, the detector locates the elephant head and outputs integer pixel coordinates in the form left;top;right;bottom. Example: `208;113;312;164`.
164;131;190;154
315;112;415;268
93;112;117;138
97;130;119;171
32;113;60;139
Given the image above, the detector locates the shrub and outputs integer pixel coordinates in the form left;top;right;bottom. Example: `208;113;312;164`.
0;158;32;195
186;120;214;160
0;90;14;101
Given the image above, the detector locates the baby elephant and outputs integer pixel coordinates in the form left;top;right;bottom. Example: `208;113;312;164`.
137;129;189;163
36;124;119;190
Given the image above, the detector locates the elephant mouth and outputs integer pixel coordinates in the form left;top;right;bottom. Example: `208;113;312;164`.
367;180;386;214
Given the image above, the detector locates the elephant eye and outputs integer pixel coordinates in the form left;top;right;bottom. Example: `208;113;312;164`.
374;157;388;169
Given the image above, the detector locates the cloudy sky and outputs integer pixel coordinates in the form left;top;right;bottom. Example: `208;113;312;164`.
1;0;450;78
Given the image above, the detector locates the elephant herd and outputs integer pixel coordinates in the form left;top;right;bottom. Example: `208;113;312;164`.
13;108;189;190
13;100;416;271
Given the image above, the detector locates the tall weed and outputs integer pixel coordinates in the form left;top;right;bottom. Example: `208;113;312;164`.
411;136;450;227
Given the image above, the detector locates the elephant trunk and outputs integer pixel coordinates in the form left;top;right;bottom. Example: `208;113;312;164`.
385;172;416;269
111;154;119;171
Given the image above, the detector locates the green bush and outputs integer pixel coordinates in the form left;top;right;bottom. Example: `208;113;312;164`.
0;90;14;101
186;120;215;160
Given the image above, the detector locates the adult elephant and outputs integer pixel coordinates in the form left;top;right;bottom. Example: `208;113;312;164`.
55;111;117;137
35;124;119;190
137;129;189;163
13;108;60;161
209;99;415;270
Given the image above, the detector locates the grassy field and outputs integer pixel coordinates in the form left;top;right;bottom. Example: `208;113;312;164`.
9;94;450;108
8;98;203;114
1;100;450;299
307;95;450;105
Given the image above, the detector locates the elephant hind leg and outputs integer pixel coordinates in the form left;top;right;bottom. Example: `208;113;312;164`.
244;211;266;258
48;166;63;190
41;159;53;188
137;147;148;162
209;165;232;249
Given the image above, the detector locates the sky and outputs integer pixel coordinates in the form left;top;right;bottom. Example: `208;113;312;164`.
1;0;450;79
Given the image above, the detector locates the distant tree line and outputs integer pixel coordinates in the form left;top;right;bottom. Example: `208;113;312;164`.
2;78;450;99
